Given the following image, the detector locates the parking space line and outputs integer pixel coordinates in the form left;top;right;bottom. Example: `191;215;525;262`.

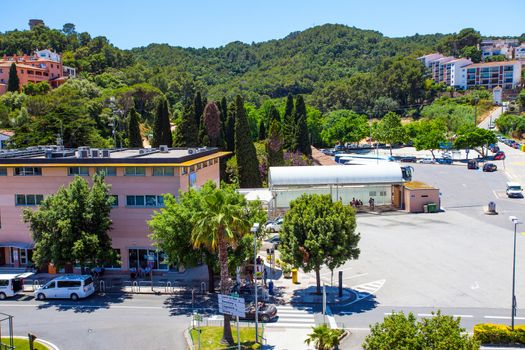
484;315;525;320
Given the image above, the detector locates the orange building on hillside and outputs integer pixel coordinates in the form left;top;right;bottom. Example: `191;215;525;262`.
0;49;75;95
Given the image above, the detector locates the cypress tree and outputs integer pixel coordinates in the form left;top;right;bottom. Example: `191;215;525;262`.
282;94;296;150
294;95;311;156
266;104;281;133
152;96;171;147
173;103;199;147
258;120;266;140
225;102;236;152
194;92;204;127
202;102;222;147
127;107;143;148
7;63;20;92
267;120;284;166
235;95;262;188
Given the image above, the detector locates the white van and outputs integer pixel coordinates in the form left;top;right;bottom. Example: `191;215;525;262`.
0;273;33;300
34;275;95;301
506;182;523;198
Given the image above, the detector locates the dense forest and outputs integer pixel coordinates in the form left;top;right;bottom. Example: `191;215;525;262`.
0;22;524;185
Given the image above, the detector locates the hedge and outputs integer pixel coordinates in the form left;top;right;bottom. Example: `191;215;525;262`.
474;323;525;344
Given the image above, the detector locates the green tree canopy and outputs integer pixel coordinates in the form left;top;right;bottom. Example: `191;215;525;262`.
280;194;360;294
235;95;262;188
127;106;142;148
374;112;406;155
23;174;116;270
454;127;497;157
409;119;448;159
320;110;369;146
363;311;480;350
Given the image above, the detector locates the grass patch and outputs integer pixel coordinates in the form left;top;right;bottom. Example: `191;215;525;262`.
190;326;263;350
1;337;51;350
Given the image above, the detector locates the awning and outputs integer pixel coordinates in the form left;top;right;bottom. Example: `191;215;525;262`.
0;242;34;249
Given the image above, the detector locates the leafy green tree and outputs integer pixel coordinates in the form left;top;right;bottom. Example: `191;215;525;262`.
22;81;51;96
173;103;199;147
62;23;76;35
410;119;448;159
376;57;426;107
152;96;172;147
267;119;284;166
258;120;266;141
280;194;360;294
266;104;281;132
320;110;368;146
363;311;479;350
373;96;399;118
282;94;296;150
305;324;343;350
23;174;116;271
294;95;311;156
461;46;482;63
454;127;497;158
496;113;525;138
235;95;262;188
202;101;222;147
375;112;406;155
127;106;142;148
191;182;252;345
7;63;19;92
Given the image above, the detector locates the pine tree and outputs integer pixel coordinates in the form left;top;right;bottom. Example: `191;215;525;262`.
267;120;284;167
7;63;20;92
294;95;311;156
152;96;172;147
173;103;199;147
203;102;222;147
235;95;262;188
225;102;236;152
282;94;296;150
258;120;266;140
127;107;143;148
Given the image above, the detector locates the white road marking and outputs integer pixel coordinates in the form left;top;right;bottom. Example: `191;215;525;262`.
344;273;369;280
418;313;437;317
484;315;525;320
471;281;479;290
453;315;474;318
320;267;353;277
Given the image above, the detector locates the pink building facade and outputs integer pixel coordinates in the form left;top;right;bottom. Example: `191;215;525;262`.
0;147;227;271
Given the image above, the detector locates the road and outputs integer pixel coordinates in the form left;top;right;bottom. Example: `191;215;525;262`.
1;293;191;350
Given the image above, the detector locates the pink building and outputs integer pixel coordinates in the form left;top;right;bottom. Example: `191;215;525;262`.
0;146;228;272
0;50;75;95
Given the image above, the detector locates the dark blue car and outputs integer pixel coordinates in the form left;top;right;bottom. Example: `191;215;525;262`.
436;158;453;164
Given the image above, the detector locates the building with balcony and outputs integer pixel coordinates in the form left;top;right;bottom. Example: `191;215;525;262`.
0;146;229;272
462;61;522;90
0;50;75;95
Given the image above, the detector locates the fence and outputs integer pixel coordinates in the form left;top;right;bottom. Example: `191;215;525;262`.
0;313;14;350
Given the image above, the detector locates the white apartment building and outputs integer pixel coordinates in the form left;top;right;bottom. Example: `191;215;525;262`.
461;60;522;90
418;53;444;68
443;58;472;87
515;45;525;61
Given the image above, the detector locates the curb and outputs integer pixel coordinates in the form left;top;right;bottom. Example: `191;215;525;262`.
13;336;59;350
183;328;194;350
284;287;358;306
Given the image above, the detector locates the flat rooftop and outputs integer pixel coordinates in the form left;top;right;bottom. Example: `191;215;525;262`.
0;146;230;166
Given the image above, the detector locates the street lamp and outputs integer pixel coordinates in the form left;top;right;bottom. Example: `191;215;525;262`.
251;223;260;343
509;215;522;330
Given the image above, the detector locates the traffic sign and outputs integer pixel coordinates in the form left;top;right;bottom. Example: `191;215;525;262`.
218;294;245;318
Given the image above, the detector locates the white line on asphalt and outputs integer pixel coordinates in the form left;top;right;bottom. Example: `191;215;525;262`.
418;313;437;317
0;303;164;310
453;315;474;318
320;267;353;277
277;313;314;319
484;316;525;320
344;273;369;280
265;323;315;328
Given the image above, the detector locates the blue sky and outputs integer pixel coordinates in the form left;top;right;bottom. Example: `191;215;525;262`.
1;0;524;49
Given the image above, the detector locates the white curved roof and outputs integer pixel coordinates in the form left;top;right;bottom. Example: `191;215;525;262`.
269;165;404;187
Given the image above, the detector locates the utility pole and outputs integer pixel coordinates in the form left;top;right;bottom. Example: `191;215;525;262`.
251;223;260;343
510;216;522;330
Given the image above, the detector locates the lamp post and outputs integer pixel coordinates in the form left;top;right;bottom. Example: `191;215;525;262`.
251;223;260;343
509;216;522;330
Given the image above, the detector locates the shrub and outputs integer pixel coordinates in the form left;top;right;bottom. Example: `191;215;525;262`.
474;324;525;345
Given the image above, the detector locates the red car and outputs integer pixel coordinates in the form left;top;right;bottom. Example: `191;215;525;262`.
494;151;505;160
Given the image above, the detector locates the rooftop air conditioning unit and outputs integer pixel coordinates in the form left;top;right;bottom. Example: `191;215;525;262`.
101;149;110;158
91;149;100;158
159;145;169;153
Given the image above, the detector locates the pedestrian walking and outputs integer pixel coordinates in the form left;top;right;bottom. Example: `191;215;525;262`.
369;197;375;211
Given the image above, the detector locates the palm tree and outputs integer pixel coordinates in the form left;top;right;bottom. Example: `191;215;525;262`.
191;183;250;345
305;324;342;350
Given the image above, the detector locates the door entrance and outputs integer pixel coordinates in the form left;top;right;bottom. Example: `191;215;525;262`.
128;249;168;271
0;248;5;265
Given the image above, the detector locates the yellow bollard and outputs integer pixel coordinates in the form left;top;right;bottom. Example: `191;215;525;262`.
291;268;298;284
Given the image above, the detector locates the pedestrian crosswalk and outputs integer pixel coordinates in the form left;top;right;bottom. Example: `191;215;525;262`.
352;279;385;299
265;305;316;329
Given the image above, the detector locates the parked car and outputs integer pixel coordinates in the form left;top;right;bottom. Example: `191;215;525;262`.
494;151;506;160
0;273;33;300
268;235;280;250
483;163;498;172
34;275;95;301
265;217;283;233
241;302;278;322
400;156;417;163
467;160;479;170
436;158;453;165
418;158;435;164
506;182;523;198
